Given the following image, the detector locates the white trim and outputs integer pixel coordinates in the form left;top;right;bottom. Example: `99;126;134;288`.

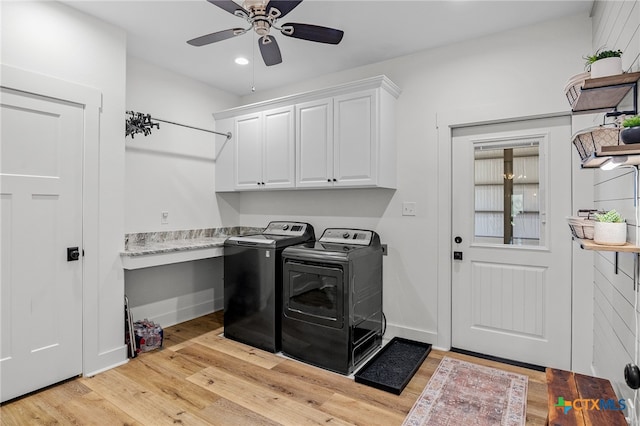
384;323;438;345
84;356;129;378
120;247;224;270
1;64;103;377
130;288;217;328
436;105;570;351
214;75;401;120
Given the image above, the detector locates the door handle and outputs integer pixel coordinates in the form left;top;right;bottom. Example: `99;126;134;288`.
67;247;80;262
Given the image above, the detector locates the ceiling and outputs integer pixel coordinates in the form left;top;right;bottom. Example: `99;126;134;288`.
61;0;594;97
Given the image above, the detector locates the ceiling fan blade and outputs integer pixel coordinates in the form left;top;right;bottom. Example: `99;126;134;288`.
258;36;282;66
207;0;249;17
187;28;245;46
266;1;303;18
280;23;344;44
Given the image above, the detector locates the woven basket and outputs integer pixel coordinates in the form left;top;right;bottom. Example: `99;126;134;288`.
564;72;590;109
567;216;595;239
572;125;622;161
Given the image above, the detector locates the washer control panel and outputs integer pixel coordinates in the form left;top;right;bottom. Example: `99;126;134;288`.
263;221;310;236
319;228;373;245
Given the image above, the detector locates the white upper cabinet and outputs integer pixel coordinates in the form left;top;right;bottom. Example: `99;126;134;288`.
234;106;295;190
262;106;295;188
214;75;400;192
333;90;377;187
296;98;333;188
235;112;263;189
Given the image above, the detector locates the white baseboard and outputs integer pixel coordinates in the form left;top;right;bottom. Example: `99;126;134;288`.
84;345;129;377
130;289;216;328
384;322;438;345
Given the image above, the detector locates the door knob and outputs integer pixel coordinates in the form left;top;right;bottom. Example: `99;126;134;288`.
454;236;462;244
67;247;80;262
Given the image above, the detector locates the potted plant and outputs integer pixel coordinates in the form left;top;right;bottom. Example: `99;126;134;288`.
621;116;640;144
584;48;623;78
593;210;627;245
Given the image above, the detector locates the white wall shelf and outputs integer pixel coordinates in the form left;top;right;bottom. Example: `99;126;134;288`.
581;145;640;168
574;237;640;253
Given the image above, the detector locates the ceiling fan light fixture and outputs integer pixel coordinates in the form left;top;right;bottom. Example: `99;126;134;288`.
190;0;344;67
253;19;271;36
243;0;268;10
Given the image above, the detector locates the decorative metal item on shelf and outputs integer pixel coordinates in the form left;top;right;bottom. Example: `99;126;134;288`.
571;124;621;161
125;110;159;139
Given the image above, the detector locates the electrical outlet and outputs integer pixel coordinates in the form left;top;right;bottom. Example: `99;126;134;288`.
402;202;416;216
161;211;169;224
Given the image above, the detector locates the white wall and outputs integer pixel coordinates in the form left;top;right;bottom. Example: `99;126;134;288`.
1;1;127;375
125;56;241;232
233;14;593;350
124;57;241;325
589;0;640;414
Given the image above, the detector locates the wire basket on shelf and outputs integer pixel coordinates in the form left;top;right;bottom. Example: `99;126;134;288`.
566;210;603;240
567;217;595;239
572;125;622;161
564;71;590;109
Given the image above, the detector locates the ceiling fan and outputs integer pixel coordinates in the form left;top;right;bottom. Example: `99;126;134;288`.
187;0;344;66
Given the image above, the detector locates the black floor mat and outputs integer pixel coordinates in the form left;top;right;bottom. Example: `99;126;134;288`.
354;337;432;394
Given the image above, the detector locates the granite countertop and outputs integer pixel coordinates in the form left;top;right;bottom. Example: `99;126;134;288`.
121;226;263;257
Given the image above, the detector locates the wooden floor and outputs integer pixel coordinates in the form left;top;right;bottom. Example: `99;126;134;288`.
1;312;549;425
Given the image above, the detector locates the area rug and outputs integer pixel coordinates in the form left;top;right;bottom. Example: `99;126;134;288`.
402;356;528;426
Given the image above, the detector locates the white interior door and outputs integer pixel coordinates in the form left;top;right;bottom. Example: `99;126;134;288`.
1;88;83;402
451;116;572;369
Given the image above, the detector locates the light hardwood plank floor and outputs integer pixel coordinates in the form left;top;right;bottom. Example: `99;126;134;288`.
0;312;548;425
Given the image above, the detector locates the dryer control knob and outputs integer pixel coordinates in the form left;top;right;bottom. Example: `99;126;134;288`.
343;232;350;239
282;224;289;230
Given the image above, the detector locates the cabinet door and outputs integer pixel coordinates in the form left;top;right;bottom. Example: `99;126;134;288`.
296;98;333;188
263;106;295;188
333;89;378;186
235;112;263;190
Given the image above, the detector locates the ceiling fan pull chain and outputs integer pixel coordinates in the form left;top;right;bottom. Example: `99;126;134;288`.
251;33;256;92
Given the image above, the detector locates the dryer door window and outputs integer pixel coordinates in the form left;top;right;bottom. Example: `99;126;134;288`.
283;260;344;328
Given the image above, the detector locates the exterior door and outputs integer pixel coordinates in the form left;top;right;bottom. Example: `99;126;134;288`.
451;116;572;369
1;88;83;402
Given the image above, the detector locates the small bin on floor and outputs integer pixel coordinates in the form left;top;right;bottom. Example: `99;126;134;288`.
134;319;163;353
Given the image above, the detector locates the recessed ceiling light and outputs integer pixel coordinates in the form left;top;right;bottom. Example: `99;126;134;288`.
235;57;249;65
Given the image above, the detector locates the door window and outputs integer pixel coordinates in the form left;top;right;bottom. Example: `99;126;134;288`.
473;139;543;246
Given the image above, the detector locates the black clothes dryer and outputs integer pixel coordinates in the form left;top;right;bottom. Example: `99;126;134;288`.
281;228;383;374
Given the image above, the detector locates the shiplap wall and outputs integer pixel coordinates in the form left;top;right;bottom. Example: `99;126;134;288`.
590;0;640;413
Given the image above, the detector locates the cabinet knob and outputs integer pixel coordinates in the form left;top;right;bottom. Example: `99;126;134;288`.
333;178;337;182
327;179;331;182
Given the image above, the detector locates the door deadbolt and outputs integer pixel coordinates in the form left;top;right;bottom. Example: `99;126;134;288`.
67;247;80;262
454;236;462;244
